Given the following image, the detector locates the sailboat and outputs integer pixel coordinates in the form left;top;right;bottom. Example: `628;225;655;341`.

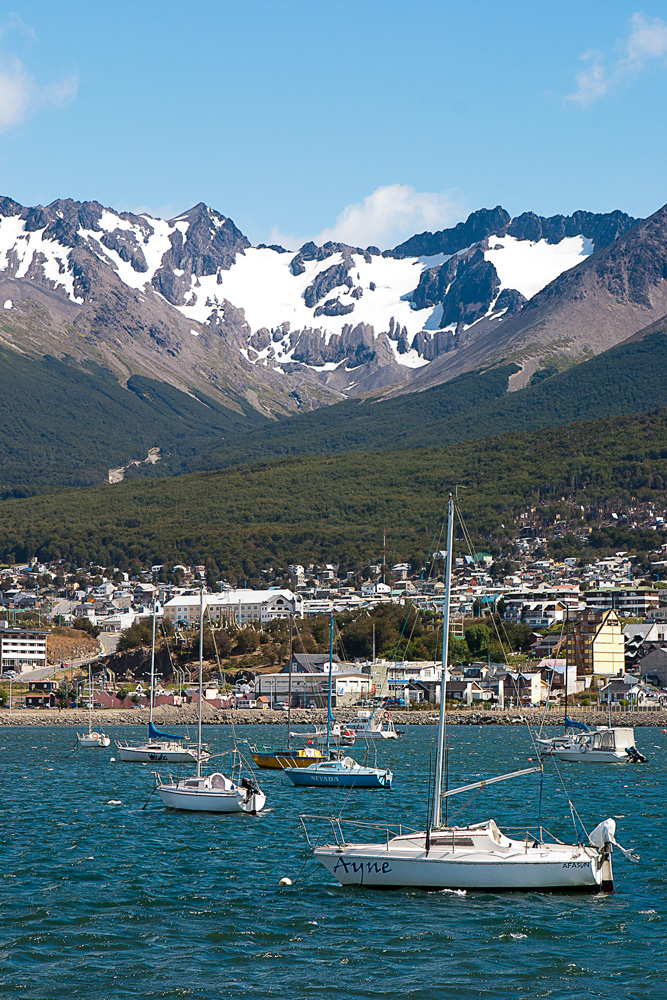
303;496;636;890
155;581;266;814
77;664;111;747
116;597;207;764
250;613;327;770
284;614;393;790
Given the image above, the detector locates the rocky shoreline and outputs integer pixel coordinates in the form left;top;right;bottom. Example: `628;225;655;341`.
1;706;665;727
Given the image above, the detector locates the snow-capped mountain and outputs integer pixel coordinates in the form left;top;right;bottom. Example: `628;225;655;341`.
0;196;642;407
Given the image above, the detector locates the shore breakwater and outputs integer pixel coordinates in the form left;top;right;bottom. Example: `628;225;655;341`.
1;706;665;727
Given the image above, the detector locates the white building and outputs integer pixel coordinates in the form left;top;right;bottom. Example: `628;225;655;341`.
163;588;302;627
0;627;48;673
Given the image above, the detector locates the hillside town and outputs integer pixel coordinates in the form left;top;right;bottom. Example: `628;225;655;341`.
3;529;667;715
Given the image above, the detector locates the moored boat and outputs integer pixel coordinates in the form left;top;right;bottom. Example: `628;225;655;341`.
538;726;647;763
286;756;392;789
345;708;401;739
250;745;325;769
155;579;266;815
77;664;111;748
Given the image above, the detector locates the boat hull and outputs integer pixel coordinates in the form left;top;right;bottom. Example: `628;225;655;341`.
116;743;204;763
540;748;632;763
250;750;325;770
313;844;604;890
157;786;266;813
286;769;392;788
77;733;111;748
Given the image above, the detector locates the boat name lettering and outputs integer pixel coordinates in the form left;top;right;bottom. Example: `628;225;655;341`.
333;858;392;877
562;862;589;868
148;754;168;761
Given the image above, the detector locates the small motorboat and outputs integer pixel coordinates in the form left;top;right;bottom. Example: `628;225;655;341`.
538;726;647;763
284;756;393;789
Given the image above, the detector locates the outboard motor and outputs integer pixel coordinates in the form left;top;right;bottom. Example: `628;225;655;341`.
625;746;647;763
589;817;640;891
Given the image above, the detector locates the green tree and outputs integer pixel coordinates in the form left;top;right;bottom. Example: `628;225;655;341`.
72;616;101;638
464;624;491;656
55;686;68;710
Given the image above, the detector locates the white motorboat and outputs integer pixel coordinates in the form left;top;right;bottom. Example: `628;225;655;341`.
345;708;401;739
115;597;208;764
302;496;637;892
77;664;111;748
155;580;266;815
538;726;647;763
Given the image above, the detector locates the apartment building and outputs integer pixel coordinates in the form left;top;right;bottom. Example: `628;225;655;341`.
0;627;48;673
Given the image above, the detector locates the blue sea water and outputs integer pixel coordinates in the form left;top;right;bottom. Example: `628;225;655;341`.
1;723;666;1000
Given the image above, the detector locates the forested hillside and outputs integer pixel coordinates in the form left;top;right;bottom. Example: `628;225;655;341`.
2;407;666;578
185;327;667;474
0;347;268;495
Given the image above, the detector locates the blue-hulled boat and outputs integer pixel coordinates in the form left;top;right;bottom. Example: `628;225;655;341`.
285;756;392;788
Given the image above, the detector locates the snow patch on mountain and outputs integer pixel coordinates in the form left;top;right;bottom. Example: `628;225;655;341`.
485;234;593;299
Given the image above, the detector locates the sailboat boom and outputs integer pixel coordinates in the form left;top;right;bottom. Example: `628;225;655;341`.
441;765;542;800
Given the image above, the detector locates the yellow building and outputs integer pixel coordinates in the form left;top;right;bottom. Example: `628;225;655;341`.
566;609;625;677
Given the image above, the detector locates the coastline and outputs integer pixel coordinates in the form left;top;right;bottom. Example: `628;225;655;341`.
1;705;665;727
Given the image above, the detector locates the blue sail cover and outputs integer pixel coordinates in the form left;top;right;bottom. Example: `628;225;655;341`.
148;721;182;742
564;716;589;732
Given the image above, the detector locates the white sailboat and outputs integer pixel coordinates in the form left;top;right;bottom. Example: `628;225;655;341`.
303;496;636;891
77;664;111;748
116;597;207;764
155;580;266;814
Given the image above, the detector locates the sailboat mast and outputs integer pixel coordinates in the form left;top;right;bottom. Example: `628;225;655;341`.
326;612;334;759
149;595;157;725
88;663;92;734
563;604;570;732
197;578;204;778
287;612;293;747
433;494;454;829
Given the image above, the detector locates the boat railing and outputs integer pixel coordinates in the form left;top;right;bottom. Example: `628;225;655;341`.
299;813;421;850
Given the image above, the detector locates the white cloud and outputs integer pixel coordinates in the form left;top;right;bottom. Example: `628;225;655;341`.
0;55;31;128
312;184;463;250
0;16;77;131
567;12;667;106
40;74;78;110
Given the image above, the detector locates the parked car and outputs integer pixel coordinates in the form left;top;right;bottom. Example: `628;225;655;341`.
274;702;289;711
383;697;405;707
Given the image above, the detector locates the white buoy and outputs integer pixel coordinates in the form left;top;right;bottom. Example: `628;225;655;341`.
109;757;116;762
279;877;293;887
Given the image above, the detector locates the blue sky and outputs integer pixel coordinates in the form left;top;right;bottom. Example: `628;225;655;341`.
1;1;667;248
